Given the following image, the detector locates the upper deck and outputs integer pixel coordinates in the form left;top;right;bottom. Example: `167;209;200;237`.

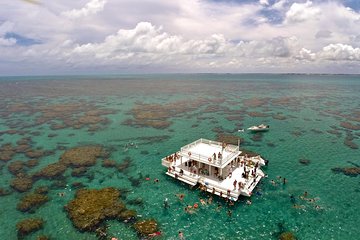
179;138;240;169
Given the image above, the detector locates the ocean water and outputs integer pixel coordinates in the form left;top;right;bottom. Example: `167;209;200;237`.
0;74;359;240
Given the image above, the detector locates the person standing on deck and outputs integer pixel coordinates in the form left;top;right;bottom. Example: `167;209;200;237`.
233;180;237;190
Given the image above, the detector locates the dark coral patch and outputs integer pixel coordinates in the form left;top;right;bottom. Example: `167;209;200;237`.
64;187;126;232
17;193;49;212
16;218;44;237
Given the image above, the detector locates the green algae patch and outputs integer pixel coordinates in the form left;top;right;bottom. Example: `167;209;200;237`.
16;218;44;237
65;187;125;232
133;219;159;236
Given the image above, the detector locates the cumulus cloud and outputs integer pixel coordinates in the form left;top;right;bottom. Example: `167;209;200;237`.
70;22;302;66
62;0;107;19
319;43;360;61
295;48;316;61
284;1;321;24
1;0;360;74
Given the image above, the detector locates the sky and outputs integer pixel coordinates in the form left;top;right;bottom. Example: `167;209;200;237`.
0;0;360;75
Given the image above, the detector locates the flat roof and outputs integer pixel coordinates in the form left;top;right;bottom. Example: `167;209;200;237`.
179;138;240;168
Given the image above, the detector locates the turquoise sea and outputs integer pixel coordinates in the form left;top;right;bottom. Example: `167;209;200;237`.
0;74;359;240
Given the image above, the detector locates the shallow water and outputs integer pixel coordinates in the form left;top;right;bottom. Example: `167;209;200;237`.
0;74;359;239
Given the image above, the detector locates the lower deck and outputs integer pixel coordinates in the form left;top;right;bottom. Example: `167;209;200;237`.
163;154;265;201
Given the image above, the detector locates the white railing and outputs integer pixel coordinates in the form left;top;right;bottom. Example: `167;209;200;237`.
179;138;240;166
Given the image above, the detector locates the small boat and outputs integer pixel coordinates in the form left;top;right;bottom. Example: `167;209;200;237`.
247;124;270;132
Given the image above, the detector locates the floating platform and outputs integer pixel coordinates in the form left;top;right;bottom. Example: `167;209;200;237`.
161;138;267;201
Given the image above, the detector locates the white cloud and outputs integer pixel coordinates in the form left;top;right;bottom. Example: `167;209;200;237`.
319;43;360;61
284;1;321;24
0;37;16;46
295;48;315;61
62;0;107;19
259;0;269;6
1;0;360;74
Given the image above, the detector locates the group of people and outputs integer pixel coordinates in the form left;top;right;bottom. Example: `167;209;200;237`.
165;152;179;163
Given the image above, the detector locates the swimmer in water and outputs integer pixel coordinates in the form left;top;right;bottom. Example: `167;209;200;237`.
176;193;185;201
148;231;162;237
200;199;206;205
178;231;184;239
58;192;65;197
164;198;169;208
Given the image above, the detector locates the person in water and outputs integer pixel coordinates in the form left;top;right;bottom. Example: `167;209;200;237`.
148;231;162;237
164;198;169;208
176;193;185;201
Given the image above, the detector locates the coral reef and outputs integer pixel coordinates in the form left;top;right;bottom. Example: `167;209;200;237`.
133;219;159;236
216;133;243;145
332;167;360;177
102;159;117;168
16;218;44;237
25;149;45;159
64;187;125;231
0;143;15;162
247;111;269;117
0;187;12;196
10;176;33;192
279;231;297;240
117;158;132;172
60;146;107;167
33;162;67;179
17;193;49;212
25;159;39;168
71;167;88;177
8;161;26;175
340;122;360;130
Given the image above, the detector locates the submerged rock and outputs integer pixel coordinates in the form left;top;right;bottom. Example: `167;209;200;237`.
133;219;159;236
17;193;49;212
16;218;44;237
65;187;126;232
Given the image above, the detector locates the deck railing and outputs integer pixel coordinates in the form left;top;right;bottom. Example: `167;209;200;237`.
179;138;240;166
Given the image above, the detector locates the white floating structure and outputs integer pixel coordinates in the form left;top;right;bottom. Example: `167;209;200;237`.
161;138;267;201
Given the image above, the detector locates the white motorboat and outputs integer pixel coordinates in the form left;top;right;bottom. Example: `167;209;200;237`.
247;124;270;132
